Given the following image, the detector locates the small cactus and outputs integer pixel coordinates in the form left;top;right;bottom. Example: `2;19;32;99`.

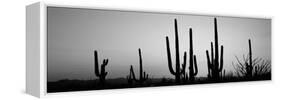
94;50;109;85
245;39;253;78
127;67;133;85
129;48;149;84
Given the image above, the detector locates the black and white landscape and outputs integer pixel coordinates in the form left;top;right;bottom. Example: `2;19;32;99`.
47;7;271;93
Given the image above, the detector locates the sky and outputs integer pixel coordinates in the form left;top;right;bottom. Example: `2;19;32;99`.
47;7;271;82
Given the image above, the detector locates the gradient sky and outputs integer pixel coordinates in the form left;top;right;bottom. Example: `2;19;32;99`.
47;7;271;82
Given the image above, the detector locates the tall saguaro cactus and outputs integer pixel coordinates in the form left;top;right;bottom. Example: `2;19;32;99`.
129;48;149;84
166;19;187;83
188;28;198;82
245;39;253;78
94;50;109;85
206;18;224;81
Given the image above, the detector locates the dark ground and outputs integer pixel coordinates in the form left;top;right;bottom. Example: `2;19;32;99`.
47;74;271;93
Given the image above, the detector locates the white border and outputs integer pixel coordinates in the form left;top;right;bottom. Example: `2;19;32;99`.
40;2;47;97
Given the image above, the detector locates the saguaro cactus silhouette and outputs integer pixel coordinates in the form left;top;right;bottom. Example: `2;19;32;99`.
94;50;109;85
166;19;187;83
245;39;253;78
129;48;149;84
206;18;224;81
188;28;198;82
126;67;133;85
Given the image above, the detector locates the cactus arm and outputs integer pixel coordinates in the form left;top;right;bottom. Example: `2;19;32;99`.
101;59;109;76
143;72;148;80
130;65;138;81
206;50;213;69
166;36;176;75
181;52;187;74
210;42;214;75
101;59;109;68
206;50;212;78
94;50;100;76
219;46;224;72
193;55;198;75
103;59;109;65
211;42;214;65
127;73;133;84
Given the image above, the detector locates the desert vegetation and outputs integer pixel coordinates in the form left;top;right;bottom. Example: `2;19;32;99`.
47;18;271;93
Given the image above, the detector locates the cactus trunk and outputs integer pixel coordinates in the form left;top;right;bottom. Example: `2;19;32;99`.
174;19;181;83
188;28;198;82
246;39;253;78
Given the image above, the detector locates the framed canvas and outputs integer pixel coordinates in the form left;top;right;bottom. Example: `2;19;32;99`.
26;2;271;98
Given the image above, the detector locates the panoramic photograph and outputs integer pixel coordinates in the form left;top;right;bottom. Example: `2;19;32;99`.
47;7;271;93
